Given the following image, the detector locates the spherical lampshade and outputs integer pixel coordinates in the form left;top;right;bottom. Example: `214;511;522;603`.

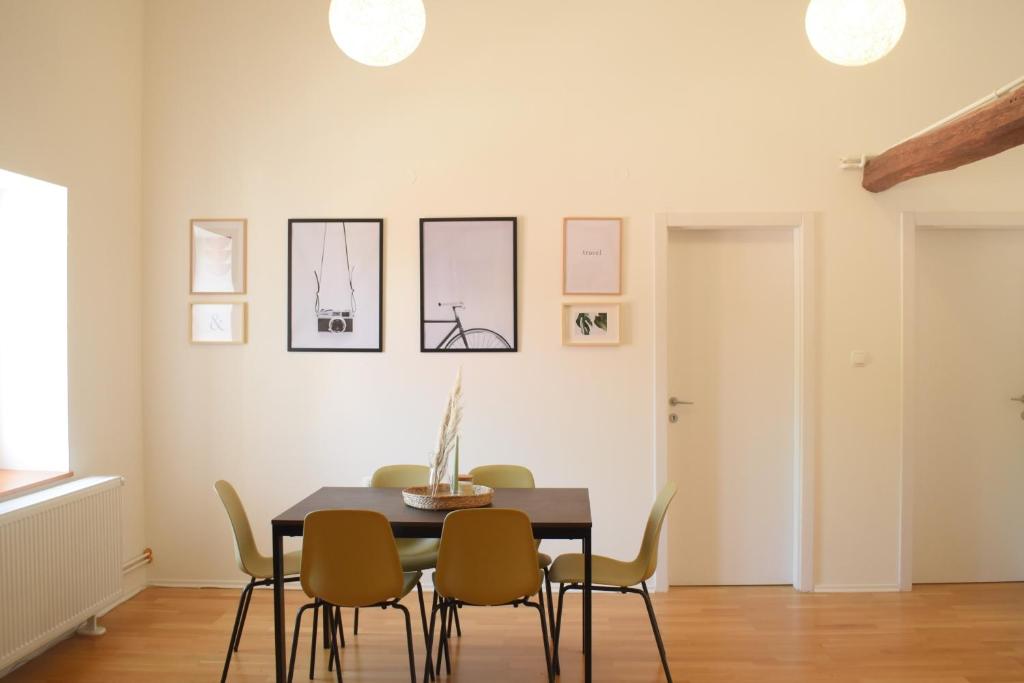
805;0;906;67
328;0;426;67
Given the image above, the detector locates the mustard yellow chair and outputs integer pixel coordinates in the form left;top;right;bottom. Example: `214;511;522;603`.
215;480;332;683
366;465;443;640
290;509;423;683
469;465;555;633
426;508;553;683
548;482;678;681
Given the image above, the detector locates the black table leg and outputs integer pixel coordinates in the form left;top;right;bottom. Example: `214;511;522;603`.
273;526;286;682
583;530;592;682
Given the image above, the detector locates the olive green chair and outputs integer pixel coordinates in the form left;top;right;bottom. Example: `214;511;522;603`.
215;480;321;683
548;482;678;681
371;465;441;571
289;509;423;683
469;465;555;634
365;465;444;640
425;508;553;683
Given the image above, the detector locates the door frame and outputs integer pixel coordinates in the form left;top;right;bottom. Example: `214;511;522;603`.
653;212;817;592
897;211;1024;591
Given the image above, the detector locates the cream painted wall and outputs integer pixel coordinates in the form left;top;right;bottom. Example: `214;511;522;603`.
0;0;147;591
138;0;1024;589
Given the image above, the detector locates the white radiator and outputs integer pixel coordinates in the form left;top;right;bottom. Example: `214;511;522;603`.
0;476;123;673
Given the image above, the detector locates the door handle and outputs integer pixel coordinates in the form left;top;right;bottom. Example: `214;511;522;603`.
669;397;693;407
1012;395;1024;403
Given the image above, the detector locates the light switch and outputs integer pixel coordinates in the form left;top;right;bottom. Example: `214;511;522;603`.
851;351;869;367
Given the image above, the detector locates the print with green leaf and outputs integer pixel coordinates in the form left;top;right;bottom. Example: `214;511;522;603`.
575;312;593;335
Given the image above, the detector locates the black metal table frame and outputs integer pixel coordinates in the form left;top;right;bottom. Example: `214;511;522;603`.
271;520;593;682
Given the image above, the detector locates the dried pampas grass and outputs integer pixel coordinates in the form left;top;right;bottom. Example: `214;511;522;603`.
428;367;462;495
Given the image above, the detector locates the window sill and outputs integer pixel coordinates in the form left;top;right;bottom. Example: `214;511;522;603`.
0;469;74;501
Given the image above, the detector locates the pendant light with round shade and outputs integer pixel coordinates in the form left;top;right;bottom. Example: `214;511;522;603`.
329;0;426;67
805;0;906;67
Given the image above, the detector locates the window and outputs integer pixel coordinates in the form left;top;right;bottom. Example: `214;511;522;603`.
0;168;70;495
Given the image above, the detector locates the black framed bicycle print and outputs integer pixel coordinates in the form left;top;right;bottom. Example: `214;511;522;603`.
420;217;517;352
288;218;383;352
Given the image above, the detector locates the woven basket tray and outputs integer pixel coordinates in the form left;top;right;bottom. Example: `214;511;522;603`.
402;483;494;511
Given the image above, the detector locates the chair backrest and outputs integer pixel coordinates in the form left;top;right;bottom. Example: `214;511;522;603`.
214;480;263;577
635;482;678;582
371;464;430;488
469;464;535;489
435;508;540;606
301;509;405;607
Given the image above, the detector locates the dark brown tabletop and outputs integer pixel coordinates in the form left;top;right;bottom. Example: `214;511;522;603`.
273;486;592;539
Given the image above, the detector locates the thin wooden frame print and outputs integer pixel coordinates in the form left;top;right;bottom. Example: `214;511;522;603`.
191;218;247;294
562;302;621;346
563;217;622;295
190;302;247;344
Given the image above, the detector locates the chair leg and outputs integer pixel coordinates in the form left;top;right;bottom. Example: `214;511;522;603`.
423;593;440;683
309;599;320;680
327;606;334;672
532;595;554;683
287;603;314;683
334;605;346;648
544;569;555;654
435;599;450;676
434;600;444;676
327;607;340;673
233;579;255;652
394;602;418;683
327;605;344;683
451;601;462;637
552;581;569;671
416;581;429;640
353;606;359;635
220;582;250;683
322;601;330;650
444;601;454;669
640;582;673;683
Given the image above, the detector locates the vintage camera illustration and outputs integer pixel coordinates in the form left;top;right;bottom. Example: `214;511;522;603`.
317;308;354;333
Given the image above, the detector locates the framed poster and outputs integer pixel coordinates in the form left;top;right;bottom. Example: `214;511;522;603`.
191;218;247;294
420;217;517;352
563;217;622;295
191;303;247;344
288;219;383;352
562;302;621;346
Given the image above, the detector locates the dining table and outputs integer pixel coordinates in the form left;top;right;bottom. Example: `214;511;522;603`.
271;486;594;682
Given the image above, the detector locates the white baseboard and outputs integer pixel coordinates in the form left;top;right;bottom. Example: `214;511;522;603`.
146;576;628;595
149;577;440;591
148;578;304;590
813;583;901;593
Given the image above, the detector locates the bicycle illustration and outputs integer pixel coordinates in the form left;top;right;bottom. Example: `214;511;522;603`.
424;302;511;350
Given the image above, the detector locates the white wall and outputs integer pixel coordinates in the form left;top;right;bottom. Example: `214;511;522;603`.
130;0;1019;589
0;0;147;591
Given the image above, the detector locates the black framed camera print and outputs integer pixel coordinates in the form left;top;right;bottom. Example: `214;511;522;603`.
420;217;517;352
288;218;383;352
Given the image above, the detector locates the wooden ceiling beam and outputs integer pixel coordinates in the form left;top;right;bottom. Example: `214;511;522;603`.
862;86;1024;192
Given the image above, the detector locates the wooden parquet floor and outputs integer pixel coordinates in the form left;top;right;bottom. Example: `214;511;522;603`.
5;583;1024;682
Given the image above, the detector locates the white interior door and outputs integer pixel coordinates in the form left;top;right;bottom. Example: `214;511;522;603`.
667;228;795;586
913;226;1024;583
